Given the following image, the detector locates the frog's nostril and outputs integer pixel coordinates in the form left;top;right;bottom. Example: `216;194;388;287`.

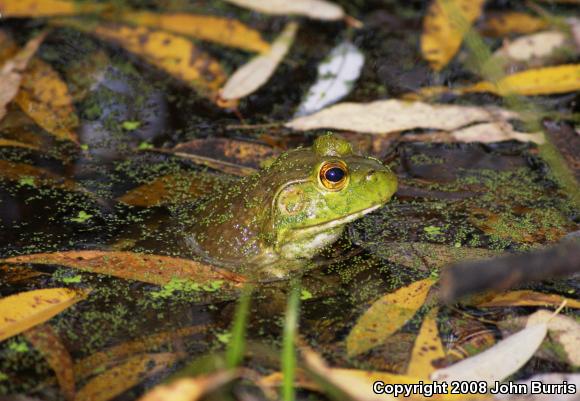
366;170;376;181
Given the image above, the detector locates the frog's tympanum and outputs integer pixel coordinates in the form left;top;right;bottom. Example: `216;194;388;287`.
186;134;397;279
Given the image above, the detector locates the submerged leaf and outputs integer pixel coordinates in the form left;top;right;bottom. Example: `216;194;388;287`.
286;100;517;134
346;278;436;357
0;160;88;193
0;0;104;18
118;12;270;53
0;138;40;150
407;307;446;379
421;0;486;71
475;290;580;309
0;288;90;342
295;41;364;117
139;372;237;401
224;0;344;20
2;250;246;287
220;22;298;100
479;12;549;37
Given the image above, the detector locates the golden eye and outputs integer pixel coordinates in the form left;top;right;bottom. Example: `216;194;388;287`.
319;161;348;191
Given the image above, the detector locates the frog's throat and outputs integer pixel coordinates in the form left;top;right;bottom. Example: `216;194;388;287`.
282;203;382;242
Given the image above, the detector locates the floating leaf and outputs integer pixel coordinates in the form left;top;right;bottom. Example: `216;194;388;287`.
76;353;180;401
0;138;40;150
407;307;446;379
0;160;88;193
421;0;486;71
295;41;364;117
493;31;568;62
346;278;436;357
224;0;344;20
0;0;104;18
431;314;550;384
0;264;47;283
118;11;270;53
160;149;257;177
24;324;75;401
479;12;549;37
286;100;517;134
15;58;80;143
2;250;246;287
0;288;89;342
220;22;298;100
0;31;46;121
139;372;237;401
475;290;580;309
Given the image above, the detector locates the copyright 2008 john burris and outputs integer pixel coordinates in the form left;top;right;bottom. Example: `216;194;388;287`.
372;380;577;397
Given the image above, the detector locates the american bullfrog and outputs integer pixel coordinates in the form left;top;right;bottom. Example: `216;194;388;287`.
186;134;397;279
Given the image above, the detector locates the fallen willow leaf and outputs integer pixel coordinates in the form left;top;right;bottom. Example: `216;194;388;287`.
0;160;87;193
57;20;229;103
2;250;246;287
24;324;75;401
0;264;47;282
403;122;545;145
407;307;446;379
346;278;436;357
463;64;580;96
421;0;486;71
295;41;364;117
220;22;298;100
431;313;550;384
118;11;270;53
475;290;580;309
0;0;105;17
286;100;517;134
493;31;568;62
0;287;90;342
16;58;80;143
224;0;344;20
76;353;180;401
479;12;549;37
527;310;580;366
0;138;40;150
75;325;208;379
138;371;237;401
0;31;46;121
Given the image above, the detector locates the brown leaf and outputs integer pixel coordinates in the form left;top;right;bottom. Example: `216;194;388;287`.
2;250;246;287
0;160;89;194
474;290;580;309
138;371;237;401
479;12;549;37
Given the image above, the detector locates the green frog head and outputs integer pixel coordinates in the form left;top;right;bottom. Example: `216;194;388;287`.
187;134;397;279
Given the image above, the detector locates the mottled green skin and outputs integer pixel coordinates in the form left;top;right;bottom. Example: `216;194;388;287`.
187;134;398;279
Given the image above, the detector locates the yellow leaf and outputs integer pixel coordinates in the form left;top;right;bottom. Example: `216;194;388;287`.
224;0;344;20
220;22;298;100
464;64;580;96
346;278;436;357
138;372;237;401
75;353;180;401
421;0;486;71
0;138;40;150
475;290;580;309
407;307;446;379
0;288;89;342
2;250;246;287
24;324;76;401
479;12;549;37
0;0;105;18
118;12;270;53
16;58;80;143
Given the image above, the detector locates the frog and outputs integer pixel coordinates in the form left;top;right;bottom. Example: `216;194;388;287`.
184;134;398;280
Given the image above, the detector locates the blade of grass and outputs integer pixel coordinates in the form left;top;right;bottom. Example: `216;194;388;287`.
282;282;301;401
226;285;253;369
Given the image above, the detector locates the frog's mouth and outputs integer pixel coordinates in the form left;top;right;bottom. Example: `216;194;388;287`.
283;203;382;241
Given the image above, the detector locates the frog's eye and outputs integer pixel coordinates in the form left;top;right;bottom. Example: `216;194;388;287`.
319;161;348;191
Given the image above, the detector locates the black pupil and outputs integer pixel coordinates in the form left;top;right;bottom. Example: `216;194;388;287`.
325;167;345;182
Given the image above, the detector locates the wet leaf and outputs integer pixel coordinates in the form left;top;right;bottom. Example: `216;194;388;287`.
0;138;40;150
75;325;208;379
407;307;445;379
431;314;550;384
0;0;104;18
138;371;237;401
224;0;344;21
295;41;364;117
527;310;580;366
118;12;270;53
57;21;229;104
493;31;568;62
479;12;549;37
24;324;75;401
2;250;246;287
0;288;90;342
166;150;258;177
421;0;486;71
15;58;80;143
474;290;580;309
220;22;298;100
76;353;180;401
0;31;46;121
286;99;518;134
346;278;436;357
0;160;88;193
0;264;47;283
